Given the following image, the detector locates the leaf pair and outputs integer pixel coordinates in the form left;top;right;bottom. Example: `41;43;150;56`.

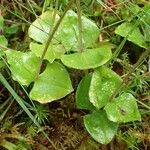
76;67;141;123
28;10;100;51
5;50;73;103
28;10;112;69
76;67;122;110
76;67;141;144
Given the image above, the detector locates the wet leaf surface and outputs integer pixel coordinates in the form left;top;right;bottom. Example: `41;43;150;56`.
104;93;141;123
57;10;100;51
84;111;118;145
89;66;122;109
30;62;73;103
61;44;112;69
5;50;39;85
28;10;60;43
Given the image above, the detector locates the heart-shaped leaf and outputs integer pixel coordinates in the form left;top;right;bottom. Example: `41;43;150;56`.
5;50;39;85
84;111;118;145
28;10;60;43
30;62;73;103
89;66;122;109
76;73;95;110
61;44;112;69
29;42;65;63
104;93;141;123
115;22;147;48
57;10;100;51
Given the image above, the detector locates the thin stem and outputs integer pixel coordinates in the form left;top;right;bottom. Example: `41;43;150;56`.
26;0;38;17
14;0;36;15
110;11;145;64
36;0;75;78
76;0;84;52
136;99;150;110
0;98;14;121
109;48;150;102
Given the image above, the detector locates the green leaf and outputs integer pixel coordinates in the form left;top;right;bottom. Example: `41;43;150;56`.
5;50;39;86
89;66;122;109
28;10;60;43
61;44;112;69
57;10;100;51
84;111;118;145
0;35;8;47
76;73;95;110
115;22;147;48
30;62;73;103
104;93;141;123
29;42;65;63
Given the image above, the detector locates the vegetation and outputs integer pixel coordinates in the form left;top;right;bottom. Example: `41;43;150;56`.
0;0;150;149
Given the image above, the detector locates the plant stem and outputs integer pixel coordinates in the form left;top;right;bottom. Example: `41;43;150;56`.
76;0;84;52
111;13;144;64
136;99;150;110
109;48;150;102
36;0;75;78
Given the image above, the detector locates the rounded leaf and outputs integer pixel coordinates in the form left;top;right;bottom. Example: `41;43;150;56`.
5;50;39;86
84;111;118;145
28;10;60;43
76;73;95;110
61;44;112;69
30;62;73;103
89;66;122;109
104;93;141;123
57;10;100;51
